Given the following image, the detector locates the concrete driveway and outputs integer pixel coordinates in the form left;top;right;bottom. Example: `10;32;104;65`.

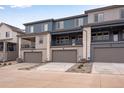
92;62;124;74
0;63;40;70
0;70;124;88
34;62;75;72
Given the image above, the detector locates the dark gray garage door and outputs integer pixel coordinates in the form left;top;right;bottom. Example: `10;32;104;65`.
24;52;42;63
93;48;124;63
52;50;77;63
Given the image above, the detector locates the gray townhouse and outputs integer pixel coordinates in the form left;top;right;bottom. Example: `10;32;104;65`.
85;5;124;63
18;5;124;63
18;14;87;63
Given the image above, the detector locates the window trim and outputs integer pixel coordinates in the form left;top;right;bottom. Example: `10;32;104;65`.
30;26;34;33
6;32;10;38
74;18;84;27
43;23;48;31
56;21;64;29
120;9;124;19
94;13;104;23
78;18;84;26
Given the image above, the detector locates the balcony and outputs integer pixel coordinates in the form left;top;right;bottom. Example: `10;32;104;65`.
21;37;35;49
21;44;35;49
51;39;82;46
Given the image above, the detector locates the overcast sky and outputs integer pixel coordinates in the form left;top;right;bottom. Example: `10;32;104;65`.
0;5;104;29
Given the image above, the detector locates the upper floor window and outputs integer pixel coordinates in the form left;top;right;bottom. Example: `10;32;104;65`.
30;26;34;33
94;13;104;22
6;32;10;37
75;18;84;27
56;21;64;29
43;24;48;31
120;9;124;18
39;37;43;44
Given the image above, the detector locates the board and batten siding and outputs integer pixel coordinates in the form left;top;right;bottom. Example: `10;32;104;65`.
25;22;53;33
88;7;124;23
54;17;87;30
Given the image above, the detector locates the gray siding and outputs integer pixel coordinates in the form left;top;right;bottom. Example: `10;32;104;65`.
87;7;124;23
25;22;53;33
64;19;75;29
25;16;88;33
54;17;87;30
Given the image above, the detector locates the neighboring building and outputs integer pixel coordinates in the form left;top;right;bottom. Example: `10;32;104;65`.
0;23;24;62
85;5;124;63
18;5;124;63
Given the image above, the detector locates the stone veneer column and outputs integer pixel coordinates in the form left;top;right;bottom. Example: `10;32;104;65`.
3;41;7;62
46;33;51;61
83;27;91;60
18;37;21;58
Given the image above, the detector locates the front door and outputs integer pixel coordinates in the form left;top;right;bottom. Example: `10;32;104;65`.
113;31;118;42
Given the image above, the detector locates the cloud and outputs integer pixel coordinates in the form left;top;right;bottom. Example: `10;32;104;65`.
10;5;32;8
0;6;4;10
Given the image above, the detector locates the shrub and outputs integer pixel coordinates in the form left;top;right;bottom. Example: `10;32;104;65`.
8;63;12;65
3;63;7;66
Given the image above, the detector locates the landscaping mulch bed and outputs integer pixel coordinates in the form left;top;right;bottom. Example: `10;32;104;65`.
66;63;92;73
0;61;16;68
18;63;47;70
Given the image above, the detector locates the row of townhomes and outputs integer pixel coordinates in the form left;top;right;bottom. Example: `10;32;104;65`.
1;5;124;63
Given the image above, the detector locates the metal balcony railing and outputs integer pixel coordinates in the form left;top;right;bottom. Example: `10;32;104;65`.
21;44;35;49
51;40;82;46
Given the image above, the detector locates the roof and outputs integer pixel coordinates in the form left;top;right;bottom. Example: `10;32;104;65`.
85;5;124;14
0;22;25;34
84;19;124;28
23;19;54;25
17;31;49;37
23;14;87;25
54;14;87;21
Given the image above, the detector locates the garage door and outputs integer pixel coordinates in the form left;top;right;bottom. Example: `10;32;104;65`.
24;52;42;63
52;50;77;63
93;48;124;63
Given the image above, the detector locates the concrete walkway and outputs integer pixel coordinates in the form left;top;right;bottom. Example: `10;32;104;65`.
92;63;124;74
35;63;75;72
0;70;124;88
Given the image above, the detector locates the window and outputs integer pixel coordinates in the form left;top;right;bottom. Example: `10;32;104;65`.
75;18;84;27
43;24;48;31
56;21;64;29
94;13;104;22
103;32;109;40
97;32;103;40
122;30;124;39
78;18;83;26
120;9;124;18
92;31;109;41
30;26;34;33
6;32;10;37
39;37;43;44
7;43;16;51
55;36;69;45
